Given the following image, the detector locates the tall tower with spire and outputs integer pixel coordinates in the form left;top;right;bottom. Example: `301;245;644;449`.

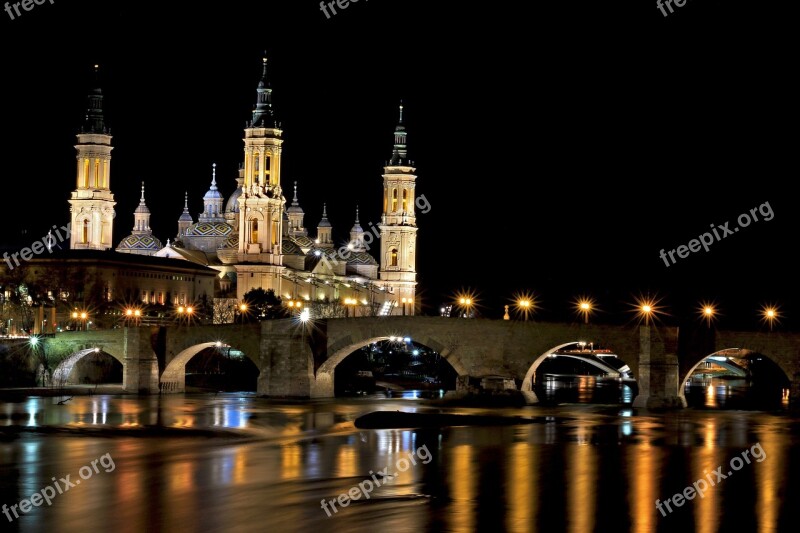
378;103;418;314
235;56;286;298
177;192;194;238
286;181;307;237
69;66;116;250
199;163;225;222
316;203;333;249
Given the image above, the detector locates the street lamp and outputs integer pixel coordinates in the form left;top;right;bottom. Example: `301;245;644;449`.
699;303;716;328
73;311;88;331
575;297;594;324
401;297;413;316
344;298;357;318
761;305;780;331
459;297;473;318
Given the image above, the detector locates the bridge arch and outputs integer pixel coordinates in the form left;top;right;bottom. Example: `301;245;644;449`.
160;342;260;393
680;347;792;405
313;335;468;398
52;348;124;385
521;342;589;393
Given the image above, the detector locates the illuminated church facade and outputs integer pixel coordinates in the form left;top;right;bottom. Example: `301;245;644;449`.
70;58;418;316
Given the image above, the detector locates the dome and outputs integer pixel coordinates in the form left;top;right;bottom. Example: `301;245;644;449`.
218;233;239;250
116;234;162;252
225;188;242;214
185;221;234;237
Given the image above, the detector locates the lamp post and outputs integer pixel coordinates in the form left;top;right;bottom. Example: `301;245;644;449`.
459;297;473;318
518;299;532;321
401;297;413;317
344;298;357;318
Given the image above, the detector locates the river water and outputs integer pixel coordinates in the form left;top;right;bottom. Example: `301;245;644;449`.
1;394;799;532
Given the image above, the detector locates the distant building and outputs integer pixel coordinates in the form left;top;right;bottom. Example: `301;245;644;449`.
77;57;420;315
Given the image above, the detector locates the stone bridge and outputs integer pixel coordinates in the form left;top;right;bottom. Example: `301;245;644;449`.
40;317;800;408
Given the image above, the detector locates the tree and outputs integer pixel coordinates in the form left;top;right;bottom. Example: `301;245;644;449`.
242;288;289;321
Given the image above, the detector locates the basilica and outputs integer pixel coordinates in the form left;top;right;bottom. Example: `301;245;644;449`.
68;58;419;317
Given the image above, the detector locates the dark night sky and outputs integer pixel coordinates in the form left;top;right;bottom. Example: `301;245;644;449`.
0;0;793;327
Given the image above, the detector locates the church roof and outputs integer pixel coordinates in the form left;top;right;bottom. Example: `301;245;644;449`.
218;234;239;250
116;234;162;251
185;221;234;237
291;235;315;248
346;251;378;266
282;239;303;255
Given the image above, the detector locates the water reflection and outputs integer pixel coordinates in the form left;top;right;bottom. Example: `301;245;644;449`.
0;397;798;531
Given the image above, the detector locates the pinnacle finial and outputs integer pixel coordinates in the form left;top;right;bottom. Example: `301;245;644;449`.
399;100;404;124
292;181;299;204
211;163;217;187
184;191;189;210
355;205;360;224
140;181;145;201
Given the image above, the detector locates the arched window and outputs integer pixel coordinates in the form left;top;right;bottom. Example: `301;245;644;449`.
390;249;398;267
94;159;100;188
250;219;259;243
402;190;408;212
391;190;398;212
265;155;272;183
83;159;90;188
271;220;278;245
82;220;89;244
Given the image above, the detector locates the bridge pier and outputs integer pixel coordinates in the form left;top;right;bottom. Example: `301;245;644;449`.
633;325;686;409
122;327;160;394
257;321;314;397
791;376;800;408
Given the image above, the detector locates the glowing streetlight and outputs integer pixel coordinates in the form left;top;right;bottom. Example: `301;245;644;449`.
698;302;717;328
761;305;780;331
300;308;311;323
401;297;413;316
29;335;39;346
344;298;358;317
455;291;478;318
575;297;595;324
632;296;663;327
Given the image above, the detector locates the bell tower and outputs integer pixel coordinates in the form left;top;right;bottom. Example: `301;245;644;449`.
69;66;116;250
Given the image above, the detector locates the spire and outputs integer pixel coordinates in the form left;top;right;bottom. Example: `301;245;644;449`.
134;181;150;214
251;54;276;127
179;191;193;222
82;64;107;134
287;180;303;214
203;163;222;199
318;203;331;227
349;205;365;251
390;101;408;165
132;182;152;234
